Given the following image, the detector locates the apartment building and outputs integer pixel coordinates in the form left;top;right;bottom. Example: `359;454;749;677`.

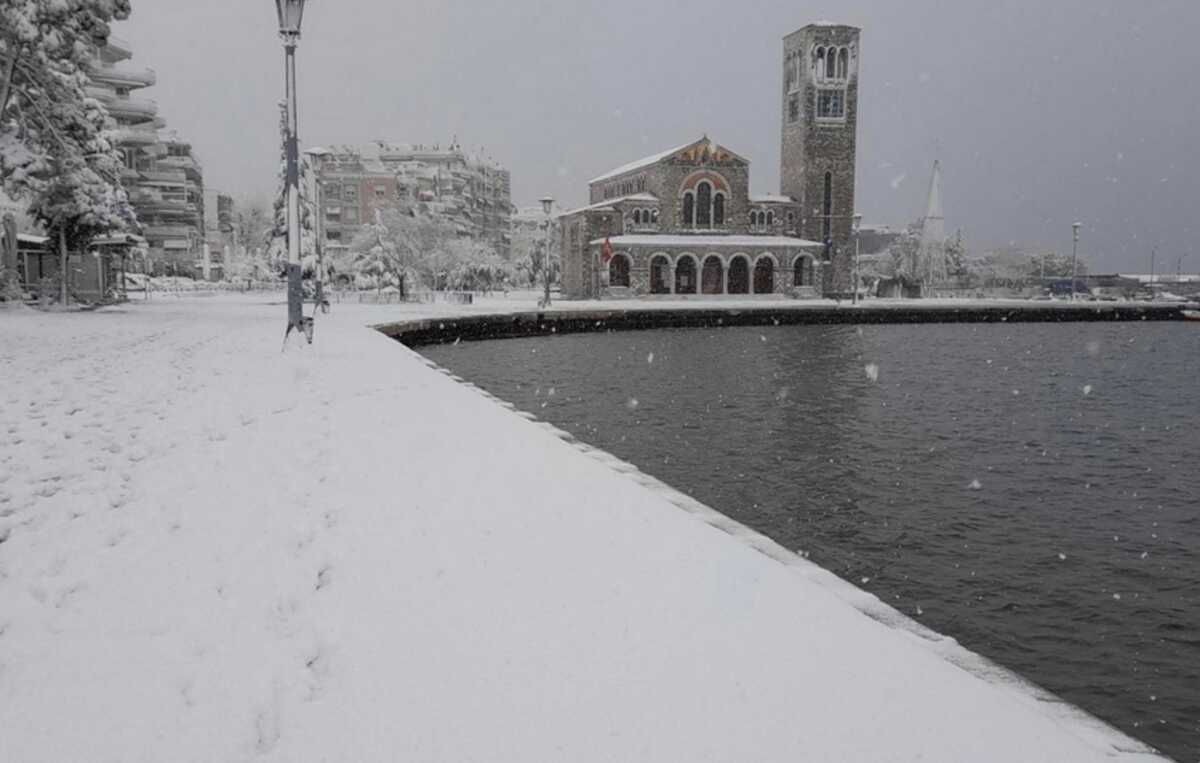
87;37;208;277
309;142;513;258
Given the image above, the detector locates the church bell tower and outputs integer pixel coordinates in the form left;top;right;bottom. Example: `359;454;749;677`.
781;23;861;297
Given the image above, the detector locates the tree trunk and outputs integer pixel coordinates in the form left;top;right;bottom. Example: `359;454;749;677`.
59;228;69;306
0;40;20;121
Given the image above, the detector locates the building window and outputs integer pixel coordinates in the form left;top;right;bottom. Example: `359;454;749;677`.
326;231;342;242
651;210;659;224
837;48;850;79
609;254;631;287
683;192;695;225
786;55;798;92
815;47;826;81
344;185;358;201
374;185;387;198
696;182;712;227
633;210;641;225
344;208;360;225
766;211;774;227
788;93;801;124
823;172;833;243
817;89;845;120
826;48;837;79
325;208;341;223
713;193;725;226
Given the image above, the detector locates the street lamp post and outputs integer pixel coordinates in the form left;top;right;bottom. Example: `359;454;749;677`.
539;197;554;308
1070;222;1081;301
276;0;309;341
852;213;863;305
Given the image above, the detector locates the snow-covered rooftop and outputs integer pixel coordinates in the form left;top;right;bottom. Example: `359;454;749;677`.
558;193;659;218
750;194;797;204
591;234;823;248
588;140;698;185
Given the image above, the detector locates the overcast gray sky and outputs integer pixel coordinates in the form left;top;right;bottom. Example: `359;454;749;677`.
122;0;1199;272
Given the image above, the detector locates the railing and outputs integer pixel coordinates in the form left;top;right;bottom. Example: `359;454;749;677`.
91;62;156;88
140;169;187;184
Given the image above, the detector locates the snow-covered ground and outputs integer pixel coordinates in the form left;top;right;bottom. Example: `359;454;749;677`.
0;294;1166;761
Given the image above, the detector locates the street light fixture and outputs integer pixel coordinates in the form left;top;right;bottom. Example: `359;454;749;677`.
1070;222;1081;302
852;213;863;305
539;197;554;308
275;0;310;343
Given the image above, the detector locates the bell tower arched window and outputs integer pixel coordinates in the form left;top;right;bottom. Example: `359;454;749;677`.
683;192;695;226
696;182;712;227
713;193;725;226
822;172;834;242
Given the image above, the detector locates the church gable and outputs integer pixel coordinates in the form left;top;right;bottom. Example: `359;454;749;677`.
667;138;748;169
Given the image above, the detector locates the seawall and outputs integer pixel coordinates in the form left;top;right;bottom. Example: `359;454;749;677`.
378;300;1197;347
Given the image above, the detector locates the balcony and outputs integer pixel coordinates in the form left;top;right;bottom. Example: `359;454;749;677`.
105;96;159;121
112;126;160;146
90;62;156;89
140;169;187;184
101;35;133;62
143;224;195;239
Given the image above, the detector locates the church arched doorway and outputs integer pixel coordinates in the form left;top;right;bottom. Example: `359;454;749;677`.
701;256;724;295
793;256;813;287
728;256;749;294
675;256;697;294
753;257;775;294
650;255;671;294
608;254;631;288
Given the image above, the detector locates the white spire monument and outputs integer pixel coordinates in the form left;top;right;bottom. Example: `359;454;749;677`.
918;160;948;289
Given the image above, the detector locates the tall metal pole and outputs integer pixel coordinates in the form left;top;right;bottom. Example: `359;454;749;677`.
284;39;304;334
1070;222;1080;302
543;216;551;307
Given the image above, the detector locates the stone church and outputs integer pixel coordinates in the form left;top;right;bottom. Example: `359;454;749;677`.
558;23;861;299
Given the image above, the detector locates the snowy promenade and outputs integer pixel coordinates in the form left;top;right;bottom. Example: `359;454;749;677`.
0;294;1166;761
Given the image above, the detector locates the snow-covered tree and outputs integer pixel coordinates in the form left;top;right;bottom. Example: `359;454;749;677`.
267;102;315;278
1;1;134;304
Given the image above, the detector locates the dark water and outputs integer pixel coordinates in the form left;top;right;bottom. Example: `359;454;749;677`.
424;323;1200;760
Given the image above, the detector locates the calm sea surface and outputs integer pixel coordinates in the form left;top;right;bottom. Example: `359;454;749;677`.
423;323;1200;760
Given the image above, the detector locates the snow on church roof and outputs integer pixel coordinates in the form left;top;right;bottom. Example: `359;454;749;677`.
558;193;659;218
589;141;697;185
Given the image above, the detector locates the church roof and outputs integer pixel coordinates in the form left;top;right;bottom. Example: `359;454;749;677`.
558;193;658;218
588;137;748;185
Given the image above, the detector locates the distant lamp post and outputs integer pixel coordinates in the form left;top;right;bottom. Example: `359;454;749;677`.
1070;222;1081;301
276;0;309;342
852;213;864;305
539;196;554;308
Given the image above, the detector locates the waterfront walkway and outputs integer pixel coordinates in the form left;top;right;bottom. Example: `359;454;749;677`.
0;294;1168;761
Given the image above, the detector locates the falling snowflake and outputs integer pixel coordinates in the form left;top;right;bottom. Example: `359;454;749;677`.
915;605;924;616
1058;553;1068;561
861;577;871;585
548;387;557;397
864;363;880;382
647;352;655;365
1086;340;1101;356
1083;385;1093;396
1113;593;1122;601
626;398;640;410
776;388;790;402
968;479;983;491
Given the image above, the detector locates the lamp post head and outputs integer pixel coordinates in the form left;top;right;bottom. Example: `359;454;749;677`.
540;197;555;216
1073;221;1082;241
275;0;307;41
853;213;863;232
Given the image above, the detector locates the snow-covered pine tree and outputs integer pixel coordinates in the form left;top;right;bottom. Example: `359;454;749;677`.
1;0;135;305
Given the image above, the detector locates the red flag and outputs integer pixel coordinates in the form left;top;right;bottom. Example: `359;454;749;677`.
601;237;614;264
